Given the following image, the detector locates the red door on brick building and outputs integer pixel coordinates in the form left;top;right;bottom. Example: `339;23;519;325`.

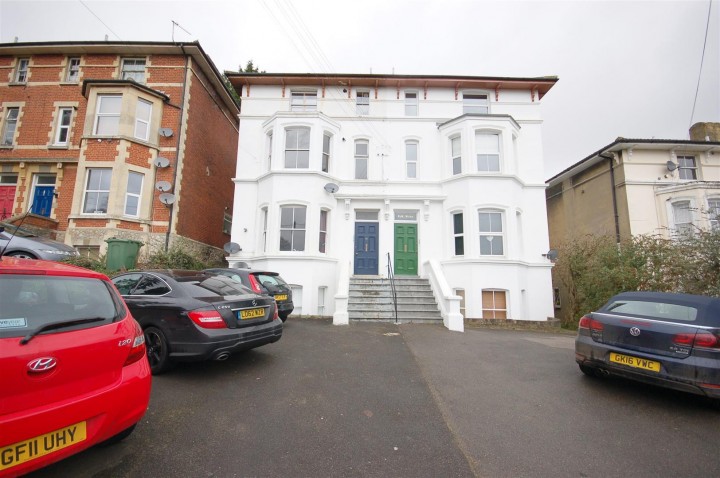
0;185;16;220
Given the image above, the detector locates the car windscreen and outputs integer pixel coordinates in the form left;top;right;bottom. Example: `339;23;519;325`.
176;275;253;298
0;275;121;339
602;299;699;323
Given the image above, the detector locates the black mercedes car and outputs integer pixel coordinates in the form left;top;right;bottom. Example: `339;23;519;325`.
204;267;294;321
575;291;720;400
111;270;283;374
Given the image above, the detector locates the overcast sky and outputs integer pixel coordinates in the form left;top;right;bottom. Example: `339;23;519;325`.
1;0;718;177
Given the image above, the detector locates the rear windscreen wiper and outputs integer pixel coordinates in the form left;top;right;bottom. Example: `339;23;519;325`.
20;317;107;345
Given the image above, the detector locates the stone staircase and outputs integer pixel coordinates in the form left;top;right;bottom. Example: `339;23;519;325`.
348;276;442;323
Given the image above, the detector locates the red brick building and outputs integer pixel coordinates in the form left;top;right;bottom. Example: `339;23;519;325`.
0;41;239;260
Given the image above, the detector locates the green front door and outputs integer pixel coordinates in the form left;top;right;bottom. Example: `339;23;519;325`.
394;223;417;275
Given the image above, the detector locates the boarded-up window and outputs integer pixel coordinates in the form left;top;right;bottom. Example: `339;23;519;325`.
482;289;507;319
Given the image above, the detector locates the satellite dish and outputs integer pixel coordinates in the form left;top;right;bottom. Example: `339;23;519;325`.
545;249;559;261
666;161;677;172
159;193;176;205
159;128;174;138
154;157;170;168
155;181;172;192
324;182;339;194
223;242;241;254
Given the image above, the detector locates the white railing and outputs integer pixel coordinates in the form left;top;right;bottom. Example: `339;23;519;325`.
333;260;350;325
424;259;464;332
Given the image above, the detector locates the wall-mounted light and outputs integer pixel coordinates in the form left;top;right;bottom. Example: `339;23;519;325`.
542;249;559;261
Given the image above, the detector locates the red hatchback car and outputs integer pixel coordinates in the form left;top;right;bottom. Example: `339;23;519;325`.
0;257;151;477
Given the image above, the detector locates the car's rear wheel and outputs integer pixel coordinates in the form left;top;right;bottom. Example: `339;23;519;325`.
6;251;37;259
97;424;137;447
579;364;600;377
144;326;173;375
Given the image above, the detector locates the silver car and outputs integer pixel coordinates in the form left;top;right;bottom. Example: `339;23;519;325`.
0;222;79;260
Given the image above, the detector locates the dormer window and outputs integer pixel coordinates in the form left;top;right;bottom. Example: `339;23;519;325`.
121;58;146;83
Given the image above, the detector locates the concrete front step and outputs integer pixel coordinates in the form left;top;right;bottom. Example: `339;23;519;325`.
348;276;442;323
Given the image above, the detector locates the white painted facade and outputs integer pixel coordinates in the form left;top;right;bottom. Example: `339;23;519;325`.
227;74;557;326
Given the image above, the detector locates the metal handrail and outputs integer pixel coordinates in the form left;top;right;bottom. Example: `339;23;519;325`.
386;252;398;324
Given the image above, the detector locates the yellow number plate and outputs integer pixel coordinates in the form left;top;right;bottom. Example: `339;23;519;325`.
240;308;265;320
0;422;87;471
610;352;661;372
275;294;288;301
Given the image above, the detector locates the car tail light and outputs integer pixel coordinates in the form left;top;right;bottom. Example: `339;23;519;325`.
578;315;603;331
188;310;227;329
248;274;263;294
673;332;720;349
273;302;279;321
124;320;146;366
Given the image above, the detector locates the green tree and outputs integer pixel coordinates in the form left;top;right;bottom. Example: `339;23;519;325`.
222;60;265;105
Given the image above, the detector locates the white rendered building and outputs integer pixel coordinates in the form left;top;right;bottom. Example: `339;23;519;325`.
226;73;558;329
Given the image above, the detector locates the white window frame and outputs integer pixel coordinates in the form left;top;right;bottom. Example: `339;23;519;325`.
66;57;81;82
53;107;73;146
318;286;327;316
478;209;505;256
451;136;462;175
452;212;464;256
453;288;466;317
93;95;122;136
266;131;273;171
82;168;112;215
405;140;418;179
322;132;332;173
279;205;307;251
284;127;311;169
670;200;694;237
121;58;146;83
290;91;317;112
404;91;418;116
476;131;501;172
356;91;370;115
2;107;20;146
134;98;152;141
319;209;328;253
262;206;268;252
677;155;698;180
355;139;369;179
463;93;489;114
14;58;29;83
708;198;720;231
123;171;143;217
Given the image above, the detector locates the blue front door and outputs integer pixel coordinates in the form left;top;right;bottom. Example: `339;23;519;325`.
354;222;378;275
31;186;54;217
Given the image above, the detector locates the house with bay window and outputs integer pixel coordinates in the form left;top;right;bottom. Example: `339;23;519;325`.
0;41;238;260
226;73;558;328
546;123;720;324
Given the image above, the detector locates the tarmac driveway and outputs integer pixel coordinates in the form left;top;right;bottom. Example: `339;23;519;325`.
28;319;720;478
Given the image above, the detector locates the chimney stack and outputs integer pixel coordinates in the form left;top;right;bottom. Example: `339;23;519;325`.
690;122;720;142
